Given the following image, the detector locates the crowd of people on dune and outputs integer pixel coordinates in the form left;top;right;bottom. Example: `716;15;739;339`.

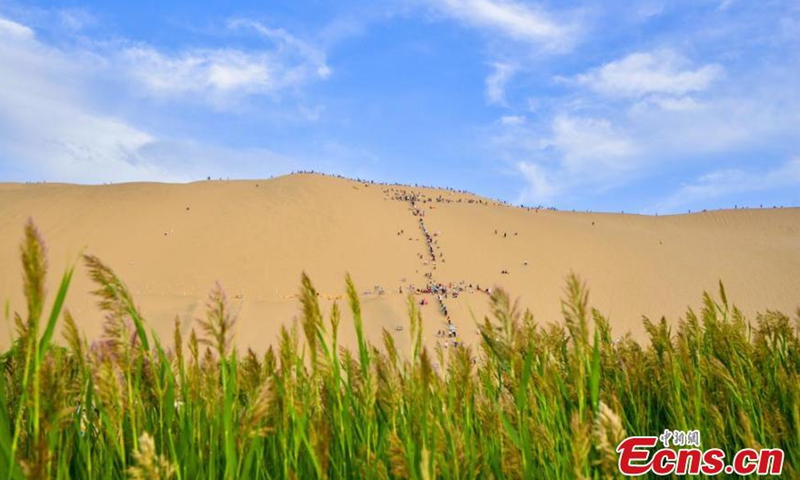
419;218;440;263
387;189;501;351
289;170;491;203
385;188;493;207
292;171;799;213
272;175;527;353
283;172;797;353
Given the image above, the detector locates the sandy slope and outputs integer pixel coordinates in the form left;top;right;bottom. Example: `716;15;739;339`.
1;174;798;353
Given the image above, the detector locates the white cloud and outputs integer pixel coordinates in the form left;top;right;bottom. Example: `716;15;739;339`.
0;17;171;182
654;157;800;212
58;9;95;32
566;48;799;159
517;161;556;203
457;2;799;211
549;114;637;171
228;19;331;78
119;20;330;108
498;114;525;125
0;15;312;183
630;87;799;157
420;0;580;137
491;113;639;205
485;62;516;105
636;95;703;112
574;50;723;99
122;48;273;94
0;16;34;39
425;0;578;50
499;37;800;209
504;77;799;208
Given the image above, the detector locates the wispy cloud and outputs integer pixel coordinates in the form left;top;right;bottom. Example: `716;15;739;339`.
573;50;723;99
498;114;525;125
549;114;637;171
635;2;666;20
517;161;556;204
653;157;800;212
57;8;95;32
496;113;638;205
118;19;330;109
120;47;322;103
425;0;578;51
485;62;516;105
228;18;331;78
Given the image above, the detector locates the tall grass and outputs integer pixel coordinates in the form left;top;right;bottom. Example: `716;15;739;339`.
1;220;798;479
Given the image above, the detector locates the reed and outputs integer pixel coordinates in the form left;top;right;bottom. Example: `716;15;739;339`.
0;221;797;479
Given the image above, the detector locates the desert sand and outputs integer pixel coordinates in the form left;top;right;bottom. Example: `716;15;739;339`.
1;173;798;353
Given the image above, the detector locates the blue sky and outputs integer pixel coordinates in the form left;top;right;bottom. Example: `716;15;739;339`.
0;0;798;213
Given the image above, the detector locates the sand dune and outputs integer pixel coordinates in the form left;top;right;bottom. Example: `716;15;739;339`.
1;173;798;352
